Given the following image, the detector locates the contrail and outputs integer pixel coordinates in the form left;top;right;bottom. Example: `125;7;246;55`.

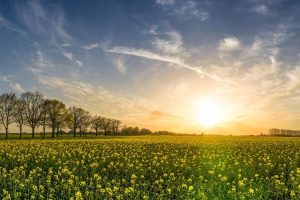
107;46;224;82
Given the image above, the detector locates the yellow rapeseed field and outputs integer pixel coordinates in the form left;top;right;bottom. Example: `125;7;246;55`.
1;135;300;199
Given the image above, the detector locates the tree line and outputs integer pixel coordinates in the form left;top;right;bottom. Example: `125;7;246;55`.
0;91;154;139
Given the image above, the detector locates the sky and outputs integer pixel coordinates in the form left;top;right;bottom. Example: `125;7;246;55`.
0;0;300;134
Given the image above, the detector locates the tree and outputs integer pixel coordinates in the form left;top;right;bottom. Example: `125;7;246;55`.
43;99;66;138
0;93;17;139
90;115;103;136
67;106;89;137
132;127;139;135
21;91;44;138
140;128;152;135
79;114;91;136
121;126;133;136
111;119;121;135
40;103;47;139
102;118;112;136
56;108;68;137
14;98;26;139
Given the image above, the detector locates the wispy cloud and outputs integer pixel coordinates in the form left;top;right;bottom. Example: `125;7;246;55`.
0;73;25;94
219;36;241;51
107;46;222;81
208;24;300;127
0;74;13;83
253;4;268;15
149;110;181;120
83;43;99;50
148;25;158;35
0;12;12;29
152;30;184;55
63;52;73;61
155;0;175;6
286;66;300;93
61;43;72;47
156;0;209;21
34;51;55;69
32;72;158;121
62;51;83;67
15;0;71;41
112;56;127;74
9;82;25;93
0;11;25;34
27;51;158;121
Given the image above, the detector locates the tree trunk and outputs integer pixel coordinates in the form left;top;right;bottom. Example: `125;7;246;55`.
56;126;59;137
96;128;98;136
43;125;46;139
73;127;76;137
52;127;55;138
32;127;35;139
104;129;107;136
19;125;22;139
5;127;8;140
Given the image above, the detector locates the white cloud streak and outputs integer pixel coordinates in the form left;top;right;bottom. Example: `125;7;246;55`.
62;51;83;67
83;43;99;50
107;46;222;81
63;52;73;61
61;43;72;47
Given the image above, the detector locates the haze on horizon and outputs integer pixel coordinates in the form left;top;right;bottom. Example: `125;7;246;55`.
0;0;300;134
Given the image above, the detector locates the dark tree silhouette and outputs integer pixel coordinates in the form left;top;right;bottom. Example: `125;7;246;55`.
0;93;17;139
14;98;26;139
0;91;155;139
102;118;112;136
43;99;67;138
21;91;44;138
111;119;121;135
68;106;89;137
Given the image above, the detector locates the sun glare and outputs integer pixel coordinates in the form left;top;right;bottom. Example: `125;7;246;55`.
195;99;225;127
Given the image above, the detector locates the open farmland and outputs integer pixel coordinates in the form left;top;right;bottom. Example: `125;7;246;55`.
1;136;300;199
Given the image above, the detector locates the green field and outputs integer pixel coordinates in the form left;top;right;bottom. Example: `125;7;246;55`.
1;136;300;199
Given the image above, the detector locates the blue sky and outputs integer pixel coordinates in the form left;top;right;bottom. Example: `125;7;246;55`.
0;0;300;133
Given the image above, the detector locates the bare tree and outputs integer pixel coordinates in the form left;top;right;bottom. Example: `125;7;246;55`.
43;99;66;138
0;93;17;139
56;108;68;137
90;115;103;136
78;112;90;137
21;91;44;138
111;119;121;135
102;118;112;136
14;98;26;139
67;106;89;137
40;104;47;139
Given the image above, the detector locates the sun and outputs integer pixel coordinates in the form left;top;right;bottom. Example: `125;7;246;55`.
195;99;225;127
